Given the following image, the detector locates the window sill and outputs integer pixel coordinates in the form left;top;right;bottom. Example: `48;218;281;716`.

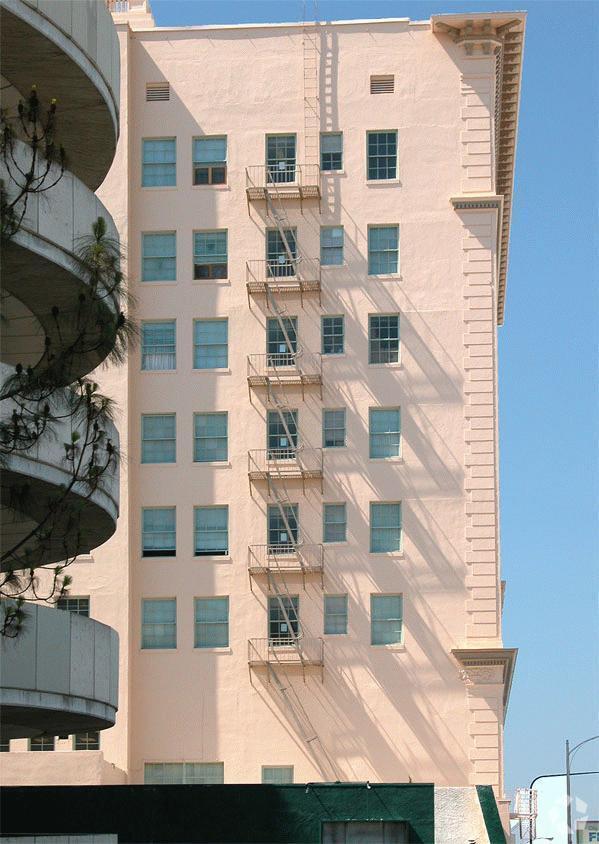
191;279;231;286
142;555;177;561
141;185;178;191
140;280;178;286
193;646;232;653
323;541;349;547
324;632;349;637
323;353;346;359
194;555;232;562
141;369;178;374
140;648;177;653
369;457;404;464
368;274;402;281
192;461;231;468
192;368;232;374
323;446;347;451
369;551;405;558
191;184;231;191
368;362;403;370
366;179;401;186
321;262;348;269
141;461;178;467
322;169;345;175
371;643;406;651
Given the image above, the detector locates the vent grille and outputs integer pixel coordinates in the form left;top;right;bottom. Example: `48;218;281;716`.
146;82;170;102
370;75;395;94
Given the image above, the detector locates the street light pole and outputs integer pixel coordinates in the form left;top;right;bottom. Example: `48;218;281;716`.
565;735;599;844
527;771;599;844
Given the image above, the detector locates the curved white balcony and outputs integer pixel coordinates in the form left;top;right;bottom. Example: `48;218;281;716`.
0;602;118;740
0;0;120;190
0;371;120;571
1;140;120;384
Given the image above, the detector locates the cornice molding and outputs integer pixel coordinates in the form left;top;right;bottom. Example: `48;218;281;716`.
452;647;518;713
451;195;503;212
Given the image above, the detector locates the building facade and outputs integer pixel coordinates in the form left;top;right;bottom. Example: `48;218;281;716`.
1;1;525;835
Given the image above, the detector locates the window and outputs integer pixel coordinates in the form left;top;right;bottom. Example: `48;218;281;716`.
266;134;296;183
268;504;298;553
370;75;395;94
370;502;401;553
268;595;299;644
193;136;227;185
267;316;297;366
194;597;229;648
323;821;408;843
268;409;298;458
193;319;228;369
145;762;224;784
371;595;403;645
142;507;176;557
74;732;100;751
56;596;89;616
369;408;401;458
368;226;399;275
142;232;176;282
320;226;344;266
29;736;55;752
141;321;176;370
267;228;297;278
323;409;346;448
367;131;397;180
141;414;176;464
324;595;348;635
369;315;399;364
0;740;10;752
193;230;227;279
194;506;228;556
146;82;170;101
142;138;176;187
323;503;347;543
262;766;294;784
141;598;176;649
320;132;342;171
193;412;228;462
321;316;344;355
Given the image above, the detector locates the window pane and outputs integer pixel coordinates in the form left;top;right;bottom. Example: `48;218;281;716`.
371;595;403;645
193;319;228;369
268;595;299;643
267;316;298;364
322;316;344;355
194;506;228;555
368;226;399;275
323;503;346;543
369;315;399;364
193;231;228;279
141;414;176;463
320;132;343;171
266;134;296;183
145;762;224;784
142;321;176;370
320;226;344;266
323;409;346;448
30;736;55;751
142;233;176;282
370;502;401;552
74;731;100;751
142;598;176;649
369;408;400;458
324;594;348;634
142;138;176;187
262;766;294;784
193;137;226;163
268;409;298;457
142;507;176;557
366;131;397;180
56;596;89;616
194;412;228;462
194;597;229;647
268;504;299;551
267;229;297;277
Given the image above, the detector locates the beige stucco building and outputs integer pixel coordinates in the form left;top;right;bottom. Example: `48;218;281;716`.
1;0;525;833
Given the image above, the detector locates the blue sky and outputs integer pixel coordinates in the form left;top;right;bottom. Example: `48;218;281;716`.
152;0;599;832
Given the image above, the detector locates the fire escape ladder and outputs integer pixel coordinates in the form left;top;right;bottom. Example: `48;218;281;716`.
302;13;320;171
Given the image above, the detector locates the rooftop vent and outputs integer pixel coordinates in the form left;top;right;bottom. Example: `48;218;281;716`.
370;75;395;94
146;82;170;102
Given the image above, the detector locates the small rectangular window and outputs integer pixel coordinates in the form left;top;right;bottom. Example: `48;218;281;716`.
194;597;229;648
320;132;343;171
370;75;395;94
266;134;297;183
268;595;299;644
193;319;228;369
262;766;294;784
29;736;55;752
367;131;397;180
320;226;344;266
267;228;297;278
141;414;176;464
193;412;228;463
74;732;100;751
368;225;399;275
194;506;228;556
369;408;401;458
144;762;224;784
323;503;347;543
321;316;344;355
141;321;176;370
370;502;401;553
324;594;348;634
322;409;346;448
0;740;10;752
56;596;89;617
141;598;176;649
142;138;176;187
142;232;176;282
369;315;399;364
193;136;227;185
142;507;176;557
268;504;299;553
193;230;227;279
267;316;298;365
268;409;298;458
146;82;170;102
371;595;403;645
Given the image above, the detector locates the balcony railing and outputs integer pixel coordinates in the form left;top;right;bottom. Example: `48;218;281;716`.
248;637;324;668
247;350;322;391
248;543;324;583
245;165;321;201
248;448;323;484
246;258;321;303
